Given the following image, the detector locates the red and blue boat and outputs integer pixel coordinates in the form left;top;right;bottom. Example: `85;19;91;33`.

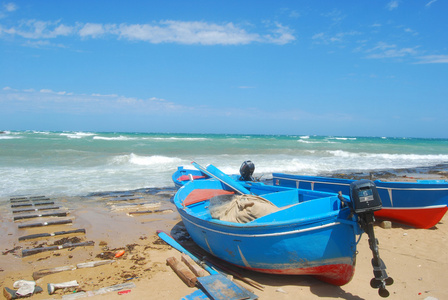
172;162;393;295
272;173;448;229
172;166;209;189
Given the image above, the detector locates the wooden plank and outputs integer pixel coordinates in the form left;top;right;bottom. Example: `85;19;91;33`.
14;212;68;221
12;206;60;214
18;219;72;229
166;256;197;287
181;254;209;277
22;241;95;257
18;229;86;241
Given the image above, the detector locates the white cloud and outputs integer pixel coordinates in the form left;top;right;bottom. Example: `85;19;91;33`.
1;19;295;46
415;55;448;64
3;20;74;39
365;42;418;59
4;2;17;12
386;1;399;10
117;21;260;45
312;31;360;44
426;0;438;7
1;87;182;114
79;23;107;38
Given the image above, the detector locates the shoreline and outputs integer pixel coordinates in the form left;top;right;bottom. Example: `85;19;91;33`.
1;168;447;299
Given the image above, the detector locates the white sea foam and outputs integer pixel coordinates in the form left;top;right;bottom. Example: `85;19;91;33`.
0;135;20;140
94;135;128;141
150;137;209;141
61;132;96;139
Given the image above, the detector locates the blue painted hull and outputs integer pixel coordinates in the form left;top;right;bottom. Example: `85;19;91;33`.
172;166;208;189
173;178;362;286
273;173;448;229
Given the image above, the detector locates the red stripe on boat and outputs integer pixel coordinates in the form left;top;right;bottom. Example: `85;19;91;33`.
245;263;355;286
183;189;235;206
177;175;207;181
375;205;448;229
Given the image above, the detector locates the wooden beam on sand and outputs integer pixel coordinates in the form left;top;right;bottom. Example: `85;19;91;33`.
18;228;86;241
18;219;73;229
13;212;68;221
22;241;95;257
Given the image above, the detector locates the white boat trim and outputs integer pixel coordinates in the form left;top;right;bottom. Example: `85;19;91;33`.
182;215;343;238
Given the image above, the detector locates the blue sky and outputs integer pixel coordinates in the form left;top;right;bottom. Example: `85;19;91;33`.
0;1;447;138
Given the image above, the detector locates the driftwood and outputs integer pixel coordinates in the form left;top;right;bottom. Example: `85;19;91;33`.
127;209;173;216
18;229;86;241
18;219;72;229
22;241;94;257
61;282;136;299
76;259;115;269
166;256;197;287
32;265;76;280
32;260;114;280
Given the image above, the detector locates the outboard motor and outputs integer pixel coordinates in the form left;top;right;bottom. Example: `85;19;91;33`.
350;180;394;297
239;160;255;181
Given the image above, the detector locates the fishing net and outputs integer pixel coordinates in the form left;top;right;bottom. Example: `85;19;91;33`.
209;194;279;223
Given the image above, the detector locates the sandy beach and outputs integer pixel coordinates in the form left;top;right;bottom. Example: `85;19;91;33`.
1;172;448;300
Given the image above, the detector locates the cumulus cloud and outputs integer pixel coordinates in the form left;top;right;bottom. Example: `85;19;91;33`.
0;19;295;46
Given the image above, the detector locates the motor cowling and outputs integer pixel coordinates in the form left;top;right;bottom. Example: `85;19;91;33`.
239;160;255;181
349;179;382;214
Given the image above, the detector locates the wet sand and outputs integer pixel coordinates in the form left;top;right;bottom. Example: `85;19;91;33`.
1;169;448;300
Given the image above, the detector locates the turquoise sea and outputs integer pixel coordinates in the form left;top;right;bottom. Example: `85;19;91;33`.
1;131;448;198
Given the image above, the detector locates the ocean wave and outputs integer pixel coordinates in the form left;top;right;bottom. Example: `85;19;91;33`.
93;135;132;141
150;137;209;141
0;135;21;140
328;137;357;141
111;153;183;166
328;150;448;161
61;132;96;139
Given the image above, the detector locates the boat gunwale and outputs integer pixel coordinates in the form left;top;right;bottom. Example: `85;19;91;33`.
272;174;448;191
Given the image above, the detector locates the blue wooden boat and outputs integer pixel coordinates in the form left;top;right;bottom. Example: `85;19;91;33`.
272;173;448;229
172;166;209;189
173;163;393;294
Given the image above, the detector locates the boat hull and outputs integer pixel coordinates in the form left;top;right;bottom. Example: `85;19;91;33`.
174;179;361;286
273;173;448;229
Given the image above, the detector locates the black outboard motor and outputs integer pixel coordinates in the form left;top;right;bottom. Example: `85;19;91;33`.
239;160;255;181
350;180;394;297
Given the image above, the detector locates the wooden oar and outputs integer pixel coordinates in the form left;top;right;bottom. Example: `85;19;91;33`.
18;219;72;229
13;212;68;221
18;229;86;241
22;241;94;257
